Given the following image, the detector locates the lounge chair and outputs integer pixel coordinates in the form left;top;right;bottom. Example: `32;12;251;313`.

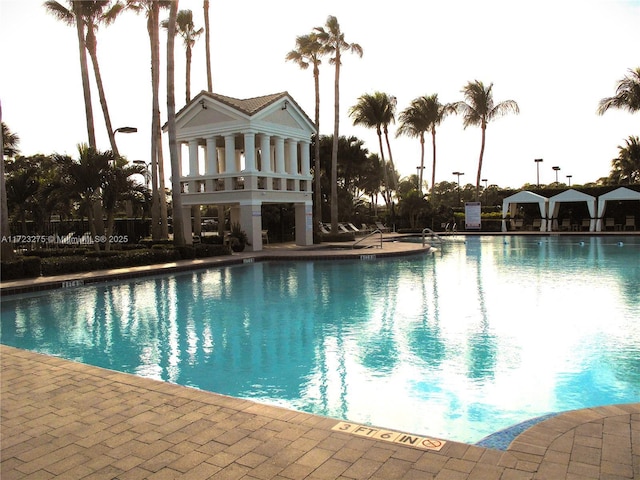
338;223;351;233
581;219;590;231
361;223;372;233
375;221;390;232
512;219;523;230
261;230;269;244
319;223;331;234
347;223;361;234
624;216;636;231
605;218;615;231
531;218;542;230
559;219;571;231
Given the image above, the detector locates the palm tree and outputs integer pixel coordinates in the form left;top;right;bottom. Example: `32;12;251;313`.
314;15;363;233
349;92;396;207
166;0;185;246
610;135;640;184
1;113;18;260
397;94;456;196
597;67;640;116
162;9;203;104
102;157;147;250
53;144;112;251
203;0;212;91
286;33;323;231
44;0;97;148
455;80;519;200
126;0;170;240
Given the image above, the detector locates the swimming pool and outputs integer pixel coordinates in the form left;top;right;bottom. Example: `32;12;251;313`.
1;235;638;443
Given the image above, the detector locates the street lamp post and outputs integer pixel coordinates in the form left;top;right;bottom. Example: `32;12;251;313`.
132;160;151;188
452;171;464;204
552;166;561;185
482;178;488;204
566;175;572;187
534;158;543;187
112;126;138;159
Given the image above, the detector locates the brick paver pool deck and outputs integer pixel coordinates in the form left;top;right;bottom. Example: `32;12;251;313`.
2;237;639;479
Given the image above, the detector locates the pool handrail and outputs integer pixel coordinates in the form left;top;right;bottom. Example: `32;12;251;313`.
353;229;383;249
422;228;445;248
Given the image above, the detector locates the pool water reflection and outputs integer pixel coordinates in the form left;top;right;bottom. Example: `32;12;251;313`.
1;235;638;443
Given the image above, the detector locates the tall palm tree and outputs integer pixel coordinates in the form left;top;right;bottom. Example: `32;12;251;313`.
314;15;363;233
610;135;640;184
349;92;396;207
286;33;323;230
44;0;97;148
166;0;185;246
455;80;519;200
162;9;203;104
126;0;170;240
203;0;212;91
82;0;125;156
597;67;640;116
397;94;456;196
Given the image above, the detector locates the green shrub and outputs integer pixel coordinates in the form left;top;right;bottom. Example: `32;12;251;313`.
195;244;230;257
176;246;196;260
22;256;42;278
201;235;224;245
1;260;24;280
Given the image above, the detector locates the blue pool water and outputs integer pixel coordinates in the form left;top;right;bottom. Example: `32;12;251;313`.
1;235;639;443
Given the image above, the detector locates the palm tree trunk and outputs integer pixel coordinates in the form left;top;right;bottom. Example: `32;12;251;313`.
330;51;340;234
157;132;169;239
167;0;185;246
73;4;96;149
185;45;191;103
376;128;390;207
476;124;486;202
149;2;162;240
86;29;118;156
430;129;436;198
383;126;397;188
313;65;321;234
204;0;212;91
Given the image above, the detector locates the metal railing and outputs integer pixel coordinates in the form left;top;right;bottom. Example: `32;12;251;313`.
353;229;383;249
421;228;445;248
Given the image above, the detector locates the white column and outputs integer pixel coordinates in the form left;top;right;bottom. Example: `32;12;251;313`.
286;139;298;174
243;133;256;172
259;134;271;172
275;136;285;174
300;140;310;175
188;140;199;176
206;136;218;174
295;202;313;246
224;135;235;173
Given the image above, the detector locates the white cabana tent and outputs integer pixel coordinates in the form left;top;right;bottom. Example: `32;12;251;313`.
501;191;548;232
548;189;597;232
596;187;640;231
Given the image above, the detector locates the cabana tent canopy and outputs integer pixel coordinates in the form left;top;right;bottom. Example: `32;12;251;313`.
501;191;548;232
548;189;597;232
596;187;640;231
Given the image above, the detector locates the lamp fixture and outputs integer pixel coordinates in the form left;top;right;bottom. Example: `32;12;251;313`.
199;99;207;110
282;100;289;110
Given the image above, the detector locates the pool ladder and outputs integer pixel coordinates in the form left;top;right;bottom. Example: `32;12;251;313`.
421;228;445;248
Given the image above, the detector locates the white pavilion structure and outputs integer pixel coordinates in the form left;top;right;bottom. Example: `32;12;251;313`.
172;91;317;251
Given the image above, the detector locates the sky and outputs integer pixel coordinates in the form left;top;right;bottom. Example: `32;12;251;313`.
1;0;639;190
